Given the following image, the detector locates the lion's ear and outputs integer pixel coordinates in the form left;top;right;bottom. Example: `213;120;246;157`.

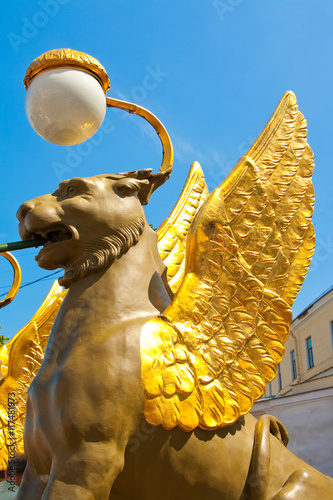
114;178;150;197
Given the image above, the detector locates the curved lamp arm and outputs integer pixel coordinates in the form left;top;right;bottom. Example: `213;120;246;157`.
0;252;22;310
106;97;174;176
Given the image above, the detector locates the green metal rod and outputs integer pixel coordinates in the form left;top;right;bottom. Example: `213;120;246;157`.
0;238;46;253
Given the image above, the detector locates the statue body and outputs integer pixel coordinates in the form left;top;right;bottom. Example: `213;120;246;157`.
15;172;333;500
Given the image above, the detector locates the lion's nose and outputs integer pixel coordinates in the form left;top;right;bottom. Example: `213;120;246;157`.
16;200;35;223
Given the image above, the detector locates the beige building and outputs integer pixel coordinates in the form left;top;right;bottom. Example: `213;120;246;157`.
263;285;333;398
252;286;333;476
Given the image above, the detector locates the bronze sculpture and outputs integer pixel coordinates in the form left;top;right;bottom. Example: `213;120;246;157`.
0;89;332;498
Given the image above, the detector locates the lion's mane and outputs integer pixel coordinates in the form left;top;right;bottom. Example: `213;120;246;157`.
59;216;145;288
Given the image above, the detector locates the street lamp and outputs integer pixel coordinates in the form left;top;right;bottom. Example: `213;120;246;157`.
0;48;174;306
24;49;110;146
23;49;173;166
1;47;173;251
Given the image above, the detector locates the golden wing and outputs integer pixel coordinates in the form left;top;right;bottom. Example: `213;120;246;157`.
141;91;315;431
157;161;209;293
0;281;65;469
0;161;207;465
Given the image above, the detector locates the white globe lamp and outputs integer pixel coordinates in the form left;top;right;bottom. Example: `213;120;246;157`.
23;48;174;205
23;49;110;146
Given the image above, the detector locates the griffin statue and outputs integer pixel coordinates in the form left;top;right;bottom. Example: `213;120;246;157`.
0;90;332;499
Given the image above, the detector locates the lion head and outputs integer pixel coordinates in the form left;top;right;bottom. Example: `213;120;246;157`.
17;170;163;287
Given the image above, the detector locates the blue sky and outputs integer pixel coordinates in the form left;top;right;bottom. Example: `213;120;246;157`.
0;0;333;336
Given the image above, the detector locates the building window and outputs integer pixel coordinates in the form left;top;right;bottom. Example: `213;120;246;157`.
306;336;314;369
290;350;297;380
277;364;282;391
330;321;333;349
268;382;272;397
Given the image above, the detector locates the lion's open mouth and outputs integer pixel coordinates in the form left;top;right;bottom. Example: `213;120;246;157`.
34;226;73;248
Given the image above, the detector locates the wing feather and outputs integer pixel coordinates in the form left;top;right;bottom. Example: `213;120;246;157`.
142;91;314;429
157;161;208;293
0;282;65;469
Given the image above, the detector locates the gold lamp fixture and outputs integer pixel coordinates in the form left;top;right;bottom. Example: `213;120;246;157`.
24;49;111;146
0;48;174;307
0;48;173;255
23;48;173;172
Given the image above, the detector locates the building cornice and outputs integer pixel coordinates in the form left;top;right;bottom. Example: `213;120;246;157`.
292;287;333;331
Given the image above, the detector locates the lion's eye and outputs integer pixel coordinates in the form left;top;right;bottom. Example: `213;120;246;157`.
66;186;77;196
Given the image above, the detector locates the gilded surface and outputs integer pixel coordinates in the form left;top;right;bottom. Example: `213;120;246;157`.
0;252;21;310
1;92;331;499
0;282;65;470
157;161;208;293
106;97;174;197
23;48;110;93
141;91;315;430
0;90;315;442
